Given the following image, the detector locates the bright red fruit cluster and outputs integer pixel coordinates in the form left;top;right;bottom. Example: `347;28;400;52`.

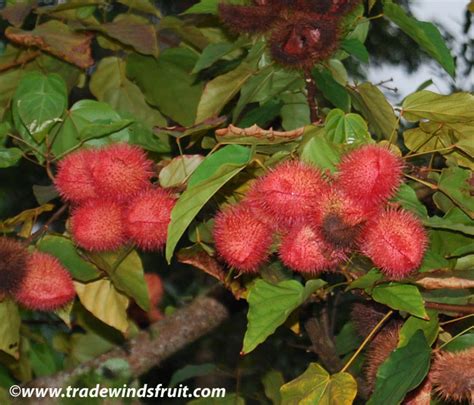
0;237;75;311
213;145;428;280
55;144;176;252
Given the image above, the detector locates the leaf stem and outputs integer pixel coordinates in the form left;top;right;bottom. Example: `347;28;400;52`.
438;325;474;350
340;310;393;373
303;70;319;123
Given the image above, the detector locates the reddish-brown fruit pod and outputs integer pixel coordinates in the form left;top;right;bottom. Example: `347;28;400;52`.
269;13;340;69
365;321;402;392
314;188;373;248
145;273;164;307
360;209;428;280
91;144;154;202
213;205;273;273
351;301;389;338
15;252;75;311
255;160;330;227
70;199;126;252
54;149;97;202
297;0;360;15
0;237;28;296
124;188;176;251
336;145;403;210
218;3;277;34
431;348;474;404
279;224;346;274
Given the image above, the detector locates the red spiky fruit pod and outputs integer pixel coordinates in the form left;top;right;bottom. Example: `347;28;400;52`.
336;145;403;210
314;188;372;248
279;224;346;273
254;160;330;227
213;205;273;272
218;3;277;34
91;144;153;202
359;209;428;280
70;199;126;252
431;348;474;404
269;14;340;69
296;0;361;15
14;252;75;311
365;321;402;392
124;188;176;251
54;149;97;202
0;237;27;296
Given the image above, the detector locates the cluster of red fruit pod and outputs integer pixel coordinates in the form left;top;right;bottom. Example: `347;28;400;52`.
213;145;428;280
54;144;176;252
0;237;75;311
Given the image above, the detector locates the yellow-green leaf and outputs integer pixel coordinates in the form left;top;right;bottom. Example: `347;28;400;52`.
0;299;21;358
280;363;357;405
74;279;130;334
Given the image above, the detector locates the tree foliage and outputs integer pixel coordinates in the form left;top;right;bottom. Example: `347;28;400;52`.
0;0;473;404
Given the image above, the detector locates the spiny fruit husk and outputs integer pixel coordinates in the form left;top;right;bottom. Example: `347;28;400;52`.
0;237;28;296
431;348;474;404
365;320;402;392
14;252;75;311
295;0;361;15
351;301;390;338
269;14;340;69
218;3;277;34
213;205;273;272
70;199;126;252
253;160;329;227
124;188;176;251
336;145;403;210
279;224;346;273
54;149;97;202
91;143;153;202
360;209;428;280
314;188;371;248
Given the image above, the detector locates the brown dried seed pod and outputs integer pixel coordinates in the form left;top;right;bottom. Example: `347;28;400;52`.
218;3;277;34
0;237;28;296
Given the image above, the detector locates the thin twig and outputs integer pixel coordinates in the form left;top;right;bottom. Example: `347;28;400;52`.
304;70;319;123
25;204;69;244
425;302;474;315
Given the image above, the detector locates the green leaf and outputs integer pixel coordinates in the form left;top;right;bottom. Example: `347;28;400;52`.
262;370;285;405
349;82;398;140
347;268;383;291
183;0;219;14
90;57;166;129
392;184;428;218
93;250;149;312
398;310;439;347
74;279;130;334
169;363;217;388
0;147;22;168
196;62;255;123
299;126;341;172
281;92;311;131
426;209;474;236
372;283;428;319
438;167;474;219
192;41;244;73
188;393;245;405
127;48;203;126
243;279;326;354
159;155;204;188
402;91;474;123
313;68;350;112
37;235;101;282
29;343;61;377
238;99;283;128
165;145;253;262
324;109;371;145
443;333;474;352
0;299;20;358
52;99;133;156
341;38;369;63
383;0;455;76
12;72;67;142
368;330;431;405
280;363;357;405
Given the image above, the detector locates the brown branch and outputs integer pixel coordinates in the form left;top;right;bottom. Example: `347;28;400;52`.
425;302;474;315
23;296;229;392
304;308;342;374
304;71;320;123
25;204;69;244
